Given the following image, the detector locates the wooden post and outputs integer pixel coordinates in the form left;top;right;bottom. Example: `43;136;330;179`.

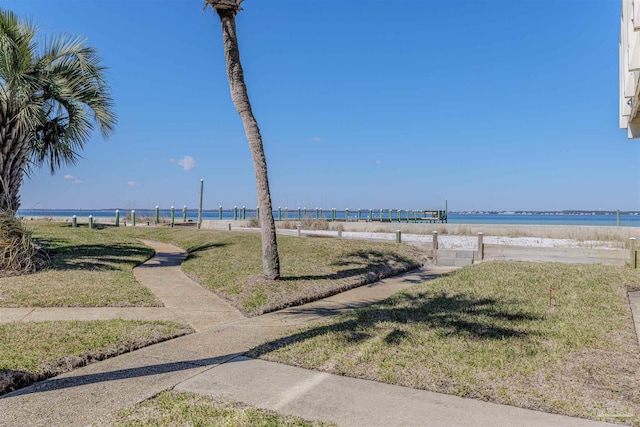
285;207;288;220
432;231;438;250
297;224;301;237
228;223;231;231
182;205;187;223
170;206;175;227
396;230;402;243
477;232;484;262
131;210;136;227
155;206;160;224
89;215;93;229
617;210;621;226
115;210;120;227
631;237;637;268
242;206;246;220
219;206;223;220
198;179;203;229
297;207;301;220
345;208;349;222
358;209;361;221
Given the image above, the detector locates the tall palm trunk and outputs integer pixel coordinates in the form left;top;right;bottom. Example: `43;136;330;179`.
0;108;28;213
216;8;280;279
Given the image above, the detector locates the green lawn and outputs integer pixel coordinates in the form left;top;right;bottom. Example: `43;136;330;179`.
109;391;333;427
119;227;424;315
250;262;640;425
1;223;424;314
0;222;159;307
0;320;192;395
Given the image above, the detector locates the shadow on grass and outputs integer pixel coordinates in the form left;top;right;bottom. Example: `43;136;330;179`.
185;242;227;260
280;250;421;281
42;243;154;271
250;291;541;357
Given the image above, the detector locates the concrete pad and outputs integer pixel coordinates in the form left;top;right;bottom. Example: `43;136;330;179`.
0;308;34;323
16;307;179;323
177;357;616;427
0;352;212;427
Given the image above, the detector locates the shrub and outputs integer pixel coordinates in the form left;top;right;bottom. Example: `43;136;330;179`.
0;213;49;274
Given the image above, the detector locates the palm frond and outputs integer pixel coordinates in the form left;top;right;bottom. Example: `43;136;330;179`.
0;7;116;211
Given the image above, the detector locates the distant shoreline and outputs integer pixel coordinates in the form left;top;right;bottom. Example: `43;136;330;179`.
16;209;640;216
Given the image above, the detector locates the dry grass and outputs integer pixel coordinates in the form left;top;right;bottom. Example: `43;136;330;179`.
107;390;333;426
0;222;160;307
0;320;193;395
250;262;640;425
117;227;424;316
0;214;48;274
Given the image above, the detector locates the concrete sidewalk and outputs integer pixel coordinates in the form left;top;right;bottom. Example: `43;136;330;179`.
0;240;625;427
177;356;614;427
0;239;244;331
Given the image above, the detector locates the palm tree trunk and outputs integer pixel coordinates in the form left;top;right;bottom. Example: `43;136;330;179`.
0;109;28;213
216;8;280;280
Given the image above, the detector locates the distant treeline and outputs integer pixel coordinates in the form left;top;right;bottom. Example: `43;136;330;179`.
451;211;640;215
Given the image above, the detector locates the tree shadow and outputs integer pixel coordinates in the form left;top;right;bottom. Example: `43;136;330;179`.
43;242;154;272
280;250;421;281
185;242;227;260
250;291;542;357
1;353;244;397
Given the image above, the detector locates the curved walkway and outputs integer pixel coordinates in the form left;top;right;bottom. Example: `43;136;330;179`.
0;241;622;427
0;240;244;331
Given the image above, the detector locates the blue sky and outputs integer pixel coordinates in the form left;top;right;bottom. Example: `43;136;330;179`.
7;0;639;211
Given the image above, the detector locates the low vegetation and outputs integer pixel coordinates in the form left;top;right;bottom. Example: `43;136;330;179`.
118;227;424;315
0;320;192;395
0;214;48;274
250;262;640;425
0;222;159;307
108;391;333;426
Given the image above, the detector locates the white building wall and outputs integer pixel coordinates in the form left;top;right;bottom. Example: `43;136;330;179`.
620;0;640;137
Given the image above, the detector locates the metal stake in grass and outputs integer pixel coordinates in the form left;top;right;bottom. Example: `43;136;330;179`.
548;286;555;309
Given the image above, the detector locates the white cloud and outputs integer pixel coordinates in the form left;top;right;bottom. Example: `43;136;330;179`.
177;155;196;171
375;160;382;165
127;181;139;187
312;136;322;142
72;179;84;184
64;174;76;180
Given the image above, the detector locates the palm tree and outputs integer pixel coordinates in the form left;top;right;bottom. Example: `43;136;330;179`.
0;8;116;213
204;0;280;279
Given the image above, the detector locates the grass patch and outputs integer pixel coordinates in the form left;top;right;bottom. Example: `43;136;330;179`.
0;222;159;307
117;227;424;316
107;390;333;426
249;262;640;425
0;319;192;395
